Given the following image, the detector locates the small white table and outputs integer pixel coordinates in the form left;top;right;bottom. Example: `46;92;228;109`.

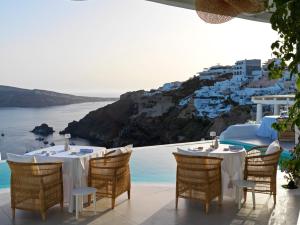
233;180;256;209
72;187;97;220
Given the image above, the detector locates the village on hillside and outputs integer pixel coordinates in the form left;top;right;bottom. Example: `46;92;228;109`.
148;59;296;119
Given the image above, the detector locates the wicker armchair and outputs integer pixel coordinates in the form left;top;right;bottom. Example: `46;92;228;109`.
88;152;132;209
7;161;63;220
173;153;223;214
244;146;282;204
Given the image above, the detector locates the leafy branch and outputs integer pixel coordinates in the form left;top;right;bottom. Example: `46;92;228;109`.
269;0;300;185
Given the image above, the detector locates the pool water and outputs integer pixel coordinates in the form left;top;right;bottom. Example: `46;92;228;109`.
0;141;292;189
0;144;178;189
0;162;10;189
130;145;176;183
220;140;256;150
220;140;292;162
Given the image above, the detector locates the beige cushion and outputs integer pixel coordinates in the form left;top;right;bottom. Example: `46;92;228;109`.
7;153;35;163
265;140;281;155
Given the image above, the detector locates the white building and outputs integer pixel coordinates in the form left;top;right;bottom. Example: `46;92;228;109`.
176;58;296;119
198;65;232;80
158;81;182;92
252;94;295;123
233;59;261;80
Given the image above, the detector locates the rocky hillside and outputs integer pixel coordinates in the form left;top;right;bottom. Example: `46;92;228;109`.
0;85;118;107
61;75;252;148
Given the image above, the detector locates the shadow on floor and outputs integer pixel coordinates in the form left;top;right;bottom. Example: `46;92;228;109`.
139;195;298;225
0;191;299;225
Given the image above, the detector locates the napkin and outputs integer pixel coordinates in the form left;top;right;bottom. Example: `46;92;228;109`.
229;145;243;151
80;149;93;154
34;150;48;156
188;147;203;151
49;149;65;155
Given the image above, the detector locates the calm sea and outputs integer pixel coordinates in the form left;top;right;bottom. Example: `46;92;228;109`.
0;101;114;159
0;100;177;186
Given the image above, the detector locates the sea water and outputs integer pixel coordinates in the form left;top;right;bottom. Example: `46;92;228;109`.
0;101;114;157
0;102;290;188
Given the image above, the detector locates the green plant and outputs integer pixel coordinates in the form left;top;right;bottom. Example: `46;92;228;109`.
281;146;300;188
269;0;300;188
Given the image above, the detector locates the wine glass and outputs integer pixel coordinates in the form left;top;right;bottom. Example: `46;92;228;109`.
210;131;216;148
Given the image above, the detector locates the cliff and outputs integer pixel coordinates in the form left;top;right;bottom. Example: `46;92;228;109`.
62;75;252;148
0;85;118;107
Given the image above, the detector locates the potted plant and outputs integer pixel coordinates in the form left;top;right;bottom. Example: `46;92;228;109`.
281;146;300;189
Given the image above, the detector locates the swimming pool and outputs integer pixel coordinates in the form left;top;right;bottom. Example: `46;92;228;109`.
0;161;10;189
220;139;292;162
0;142;179;189
0;141;292;189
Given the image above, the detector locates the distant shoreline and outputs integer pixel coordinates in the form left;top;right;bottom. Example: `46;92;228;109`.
0;100;118;110
0;85;119;108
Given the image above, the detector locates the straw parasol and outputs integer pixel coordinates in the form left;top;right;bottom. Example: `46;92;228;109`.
195;0;268;24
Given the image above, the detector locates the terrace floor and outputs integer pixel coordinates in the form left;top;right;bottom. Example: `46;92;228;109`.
0;172;299;225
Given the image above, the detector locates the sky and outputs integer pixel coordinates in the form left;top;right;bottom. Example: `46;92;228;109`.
0;0;278;97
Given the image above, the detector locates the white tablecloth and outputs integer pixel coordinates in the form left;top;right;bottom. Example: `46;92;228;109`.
178;143;246;199
26;145;106;212
256;115;279;140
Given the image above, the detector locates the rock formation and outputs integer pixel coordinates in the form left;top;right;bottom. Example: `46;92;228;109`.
31;123;55;136
61;75;252;148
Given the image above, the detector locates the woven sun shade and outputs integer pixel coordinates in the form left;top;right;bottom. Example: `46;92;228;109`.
195;0;267;24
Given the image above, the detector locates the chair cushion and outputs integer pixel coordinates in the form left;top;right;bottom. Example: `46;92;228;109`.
265;140;281;155
108;144;133;156
6;153;35;163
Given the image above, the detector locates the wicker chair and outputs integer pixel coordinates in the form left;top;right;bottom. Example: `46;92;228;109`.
244;146;282;204
173;153;223;214
7;161;63;220
88;152;132;209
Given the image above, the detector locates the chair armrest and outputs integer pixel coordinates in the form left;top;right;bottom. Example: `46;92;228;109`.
247;145;268;157
248;145;268;151
247;150;263;157
104;150;116;157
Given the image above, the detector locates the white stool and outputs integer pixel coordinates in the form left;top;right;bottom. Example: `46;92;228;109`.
233;180;256;209
72;187;97;220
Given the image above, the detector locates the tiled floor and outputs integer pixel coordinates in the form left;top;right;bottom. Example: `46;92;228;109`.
0;172;299;225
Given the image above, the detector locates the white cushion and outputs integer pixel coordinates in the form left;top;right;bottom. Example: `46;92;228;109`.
6;153;35;163
108;149;122;156
176;148;207;156
108;144;133;156
265;140;281;155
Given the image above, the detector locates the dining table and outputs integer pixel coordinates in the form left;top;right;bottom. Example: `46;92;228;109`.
177;142;247;200
26;145;106;212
